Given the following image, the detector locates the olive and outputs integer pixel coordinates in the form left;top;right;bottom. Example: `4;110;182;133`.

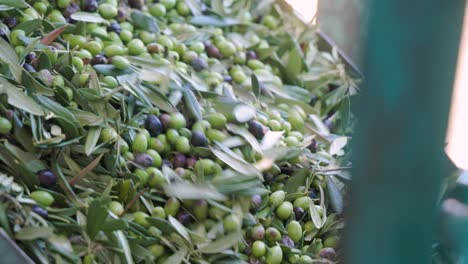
134;212;151;228
251;224;265;240
23;63;36;72
191;57;208;71
151;206;166;218
176;211;191;225
191;131;208;147
251;195;262;209
287;220;303;243
148;167;165;187
36;169;57;188
84;0;98;12
146;149;162;167
293;196;310;210
318;248;337;261
205;44;222;59
269;190;285;207
223;214;241;233
172;153;186;168
99;3;118;19
323;235;339;248
31;205;48;218
248;120;265;140
206;113;227;129
90;55;108;65
150;4;166;17
266;245;283;264
164;198;181;216
168;112;186;129
134;153;154;167
186;156;197;168
129;0;145;10
63;3;80;18
148;244;165;258
132;132;148;153
246;51;258;60
252;241;267;257
281;235;295;247
294;207;305;220
299;255;313;264
193;200;208;220
109;201;124;216
276;201;293;220
159;114;171;130
3;17;17;29
25;52;36;63
265;227;281;242
307;139;318;153
0;117;12;134
30;191;54;207
107;22;122;34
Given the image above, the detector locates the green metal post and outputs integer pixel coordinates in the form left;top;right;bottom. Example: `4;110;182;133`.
346;1;466;263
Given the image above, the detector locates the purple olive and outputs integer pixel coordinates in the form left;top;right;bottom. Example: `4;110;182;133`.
31;205;48;218
319;248;337;260
37;169;57;188
281;235;295;247
176;211;191;225
246;51;258;60
191;131;208;147
172;153;187;168
84;0;98;12
145;115;163;137
134;153;154;167
251;195;262;209
158;114;171;131
307;139;318;153
248;120;265;140
191;58;208;72
186;156;197;168
294;207;305;220
3;17;17;29
90;55;108;65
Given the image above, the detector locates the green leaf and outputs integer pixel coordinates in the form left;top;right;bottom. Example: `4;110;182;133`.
308;199;323;229
131;11;159;33
70;12;106;23
164;182;226;201
185;0;202;16
168;216;191;243
327;176;344;214
84;127;101;156
198;232;242;254
0;0;27;8
68;108;103;126
190;16;239;27
283;169;309;194
101;218;129;232
115;231;134;264
211;147;262;178
4;141;45;172
0;37;19;80
162;246;188;264
0;78;44;116
183;85;202;121
15;227;54;240
226;124;262;153
286;46;303;76
86;198;109;239
93;64;132;76
251;74;260;98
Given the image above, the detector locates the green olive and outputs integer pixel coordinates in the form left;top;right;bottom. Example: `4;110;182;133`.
206;129;226;142
223;214;241;233
266;246;283;264
175;136;191;154
127;39;146;55
0;117;12;134
147;167;165;187
148;244;165;258
30;191;54;207
160;0;177;10
112;55;130;70
252;240;267;257
109;201;124;216
150;4;166;17
276;201;293;220
206;113;227;129
269;190;285;206
132;132;148;153
287;220;303;243
104;44;125;57
218;41;236;57
151;206;166;218
164;198;180;216
134;169;149;186
168;112;186;129
133;211;151;228
99;3;118;19
84;41;102;56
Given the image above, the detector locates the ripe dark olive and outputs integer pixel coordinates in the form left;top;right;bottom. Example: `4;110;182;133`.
90;54;108;65
251;194;262;209
319;248;337;260
37;169;57;188
158;114;171;130
172;153;186;168
129;0;145;9
205;44;222;59
23;63;36;72
107;22;122;34
84;0;98;12
0;30;8;41
308;190;317;199
63;3;80;18
31;205;48;218
281;235;295;247
134;153;154;167
251;224;265;240
294;207;305;220
307;139;318;153
3;17;17;29
248;120;265;140
246;50;258;60
191;57;208;72
223;76;233;84
25;52;36;63
116;8;127;22
191;131;208;147
186;156;197;168
309;94;318;106
176;211;191;225
145;115;163;136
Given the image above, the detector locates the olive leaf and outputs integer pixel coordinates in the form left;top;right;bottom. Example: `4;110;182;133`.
251;74;260;98
226;124;262;153
162;246;188;264
198;232;242;254
164;182;226;201
86;198;110;239
211;146;262;178
0;0;27;8
15;227;54;240
327;176;344;214
168;216;191;243
183;85;202;121
0;79;44;115
70;12;107;23
190;16;239;27
131;11;159;33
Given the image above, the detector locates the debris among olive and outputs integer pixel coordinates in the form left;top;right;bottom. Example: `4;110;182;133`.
0;0;356;263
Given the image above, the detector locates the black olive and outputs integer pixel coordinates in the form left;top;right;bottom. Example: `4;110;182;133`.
37;169;57;188
3;17;17;29
308;190;317;199
158;114;171;131
248;120;265;140
191;131;208;147
281;235;295;248
223;75;232;84
307;139;318;153
319;248;337;260
25;52;36;63
107;22;122;34
90;54;108;65
186;156;197;168
0;29;8;41
294;207;305;220
84;0;98;12
23;63;36;72
145;115;163;137
191;57;208;72
309;94;318;106
129;0;145;9
251;194;262;209
176;211;191;225
172;153;186;168
31;205;48;218
205;44;222;59
134;153;154;167
246;50;258;60
63;3;80;18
